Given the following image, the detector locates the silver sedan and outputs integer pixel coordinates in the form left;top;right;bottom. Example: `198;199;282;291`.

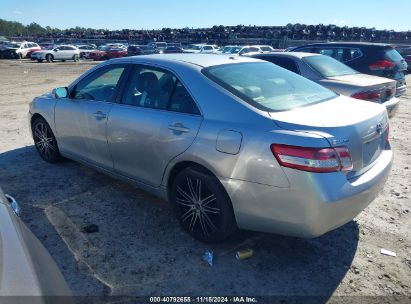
28;54;392;242
249;52;400;116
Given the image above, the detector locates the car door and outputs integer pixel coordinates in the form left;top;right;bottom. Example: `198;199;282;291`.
55;64;128;168
107;64;203;187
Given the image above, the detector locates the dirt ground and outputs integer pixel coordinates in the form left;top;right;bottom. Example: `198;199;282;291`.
0;59;410;302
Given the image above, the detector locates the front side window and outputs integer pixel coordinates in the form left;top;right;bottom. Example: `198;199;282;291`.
71;65;126;102
122;65;200;114
303;55;358;77
203;62;337;112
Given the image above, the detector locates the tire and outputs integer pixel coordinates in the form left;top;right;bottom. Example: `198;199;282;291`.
62;59;66;62
37;59;43;63
73;54;79;62
18;52;23;59
32;117;62;163
46;54;53;63
170;167;237;242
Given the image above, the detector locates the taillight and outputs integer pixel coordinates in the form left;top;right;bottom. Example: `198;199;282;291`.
271;144;353;173
369;59;396;71
351;91;381;102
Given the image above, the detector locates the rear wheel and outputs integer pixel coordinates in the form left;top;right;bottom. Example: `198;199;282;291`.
37;59;43;63
170;167;237;242
46;54;53;63
32;117;62;163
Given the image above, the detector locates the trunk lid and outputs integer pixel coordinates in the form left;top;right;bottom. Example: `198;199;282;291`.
270;95;389;178
322;74;397;104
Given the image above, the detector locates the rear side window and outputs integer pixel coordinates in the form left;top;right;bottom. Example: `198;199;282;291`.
169;82;200;115
203;62;337;112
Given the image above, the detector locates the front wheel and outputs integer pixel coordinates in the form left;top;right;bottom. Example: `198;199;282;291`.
73;54;79;62
170;168;237;242
37;59;43;63
32;118;62;163
46;54;53;63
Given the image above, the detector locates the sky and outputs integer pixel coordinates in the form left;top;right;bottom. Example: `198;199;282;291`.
1;0;410;31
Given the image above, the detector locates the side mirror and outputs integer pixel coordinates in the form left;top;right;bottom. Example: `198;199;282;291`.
52;87;68;99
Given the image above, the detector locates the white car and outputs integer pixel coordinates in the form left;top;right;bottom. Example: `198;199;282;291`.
77;45;97;58
13;42;41;58
183;44;219;54
32;45;80;63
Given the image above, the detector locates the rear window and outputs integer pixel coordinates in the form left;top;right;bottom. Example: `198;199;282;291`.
303;55;359;77
384;48;404;62
203;62;337;112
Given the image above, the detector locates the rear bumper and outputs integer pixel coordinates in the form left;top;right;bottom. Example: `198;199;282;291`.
221;149;393;238
382;97;400;117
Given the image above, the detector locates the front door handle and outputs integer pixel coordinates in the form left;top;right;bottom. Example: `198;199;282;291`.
168;123;190;133
93;111;107;120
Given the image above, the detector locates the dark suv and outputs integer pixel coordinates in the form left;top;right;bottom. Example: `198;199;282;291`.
291;43;407;97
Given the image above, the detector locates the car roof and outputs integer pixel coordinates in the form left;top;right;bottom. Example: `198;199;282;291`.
112;53;260;68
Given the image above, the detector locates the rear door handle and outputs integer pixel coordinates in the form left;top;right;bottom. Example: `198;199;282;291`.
168;123;190;133
93;111;107;120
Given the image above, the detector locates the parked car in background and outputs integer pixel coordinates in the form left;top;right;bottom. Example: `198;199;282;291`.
183;44;219;53
18;42;41;58
106;47;128;59
163;46;184;54
291;43;407;97
250;52;400;116
404;55;411;72
0;42;21;59
89;46;127;60
77;44;97;58
31;45;80;63
2;41;41;59
0;187;72;299
0;40;10;50
127;45;157;56
29;54;392;242
151;42;168;52
89;45;110;61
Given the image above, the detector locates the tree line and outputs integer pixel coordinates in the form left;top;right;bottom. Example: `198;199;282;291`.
0;18;98;37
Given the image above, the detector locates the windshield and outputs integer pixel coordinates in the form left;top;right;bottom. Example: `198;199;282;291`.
203;62;337;112
303;55;359;77
98;46;110;51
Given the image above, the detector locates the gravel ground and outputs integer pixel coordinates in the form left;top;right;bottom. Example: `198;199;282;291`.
0;59;410;303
